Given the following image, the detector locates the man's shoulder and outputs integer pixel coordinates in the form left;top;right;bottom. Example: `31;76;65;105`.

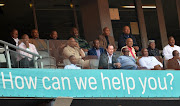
99;35;105;39
163;44;169;49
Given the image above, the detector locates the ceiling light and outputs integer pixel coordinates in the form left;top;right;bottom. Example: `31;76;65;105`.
0;4;5;6
122;5;156;9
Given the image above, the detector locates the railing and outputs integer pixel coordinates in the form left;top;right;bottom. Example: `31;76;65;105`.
0;40;43;68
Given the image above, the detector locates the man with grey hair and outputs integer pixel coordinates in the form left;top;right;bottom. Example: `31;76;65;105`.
147;40;160;56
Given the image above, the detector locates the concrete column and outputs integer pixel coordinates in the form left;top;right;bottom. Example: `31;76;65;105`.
79;0;113;42
135;0;148;48
155;0;168;48
176;0;180;29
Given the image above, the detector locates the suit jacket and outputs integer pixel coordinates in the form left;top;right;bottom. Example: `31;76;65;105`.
99;35;116;49
167;57;180;70
118;33;137;50
98;52;118;69
5;36;17;51
88;47;104;56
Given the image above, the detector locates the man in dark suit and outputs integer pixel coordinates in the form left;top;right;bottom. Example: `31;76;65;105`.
88;39;104;59
118;26;139;51
5;29;19;67
98;44;121;69
6;29;19;48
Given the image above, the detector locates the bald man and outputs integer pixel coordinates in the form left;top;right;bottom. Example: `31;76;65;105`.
49;31;59;40
63;38;89;68
17;34;39;68
120;38;137;59
167;50;180;70
118;26;138;51
139;48;163;70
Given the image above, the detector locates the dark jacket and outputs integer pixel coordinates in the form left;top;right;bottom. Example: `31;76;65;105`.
98;52;118;69
88;47;104;56
118;33;137;50
5;36;17;51
147;47;160;56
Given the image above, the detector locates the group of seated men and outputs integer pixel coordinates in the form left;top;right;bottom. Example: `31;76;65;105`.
4;25;180;69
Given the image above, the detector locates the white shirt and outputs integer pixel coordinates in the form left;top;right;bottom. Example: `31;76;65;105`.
177;59;180;65
17;42;39;61
163;44;180;60
13;38;19;46
64;64;81;69
107;52;113;64
139;56;163;69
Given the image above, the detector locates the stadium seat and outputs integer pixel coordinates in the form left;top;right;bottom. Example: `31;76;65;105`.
89;59;99;69
38;50;49;58
38;56;57;68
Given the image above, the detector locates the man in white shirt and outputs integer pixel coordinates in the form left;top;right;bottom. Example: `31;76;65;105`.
163;36;180;60
64;55;81;69
17;34;39;68
139;48;163;70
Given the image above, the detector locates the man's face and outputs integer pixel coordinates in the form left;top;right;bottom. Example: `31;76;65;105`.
169;37;175;46
22;35;29;43
70;56;78;65
149;42;156;49
123;26;130;35
103;28;110;36
69;38;77;47
142;49;149;57
11;30;18;39
73;28;79;37
31;29;39;38
123;48;130;56
94;40;100;49
106;45;114;55
173;50;179;57
126;38;133;47
51;31;58;40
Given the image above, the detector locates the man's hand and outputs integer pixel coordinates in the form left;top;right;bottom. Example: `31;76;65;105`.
133;46;139;51
75;42;80;49
114;63;121;68
82;48;88;52
154;65;162;70
24;40;29;48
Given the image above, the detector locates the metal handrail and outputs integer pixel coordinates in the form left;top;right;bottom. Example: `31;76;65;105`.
0;40;43;68
0;40;42;58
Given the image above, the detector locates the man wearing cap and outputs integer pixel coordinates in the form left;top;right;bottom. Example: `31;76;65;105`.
147;40;160;56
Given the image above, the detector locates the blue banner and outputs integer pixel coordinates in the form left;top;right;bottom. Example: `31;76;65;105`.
0;69;178;98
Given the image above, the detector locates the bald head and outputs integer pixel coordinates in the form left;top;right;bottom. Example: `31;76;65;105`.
172;50;179;57
168;36;175;46
126;38;133;47
122;48;130;56
141;48;149;57
10;29;18;39
103;27;110;36
50;31;58;40
31;29;39;39
68;37;77;47
22;34;29;43
123;26;130;35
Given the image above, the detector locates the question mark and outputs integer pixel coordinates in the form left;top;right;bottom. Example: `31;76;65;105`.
167;73;174;90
